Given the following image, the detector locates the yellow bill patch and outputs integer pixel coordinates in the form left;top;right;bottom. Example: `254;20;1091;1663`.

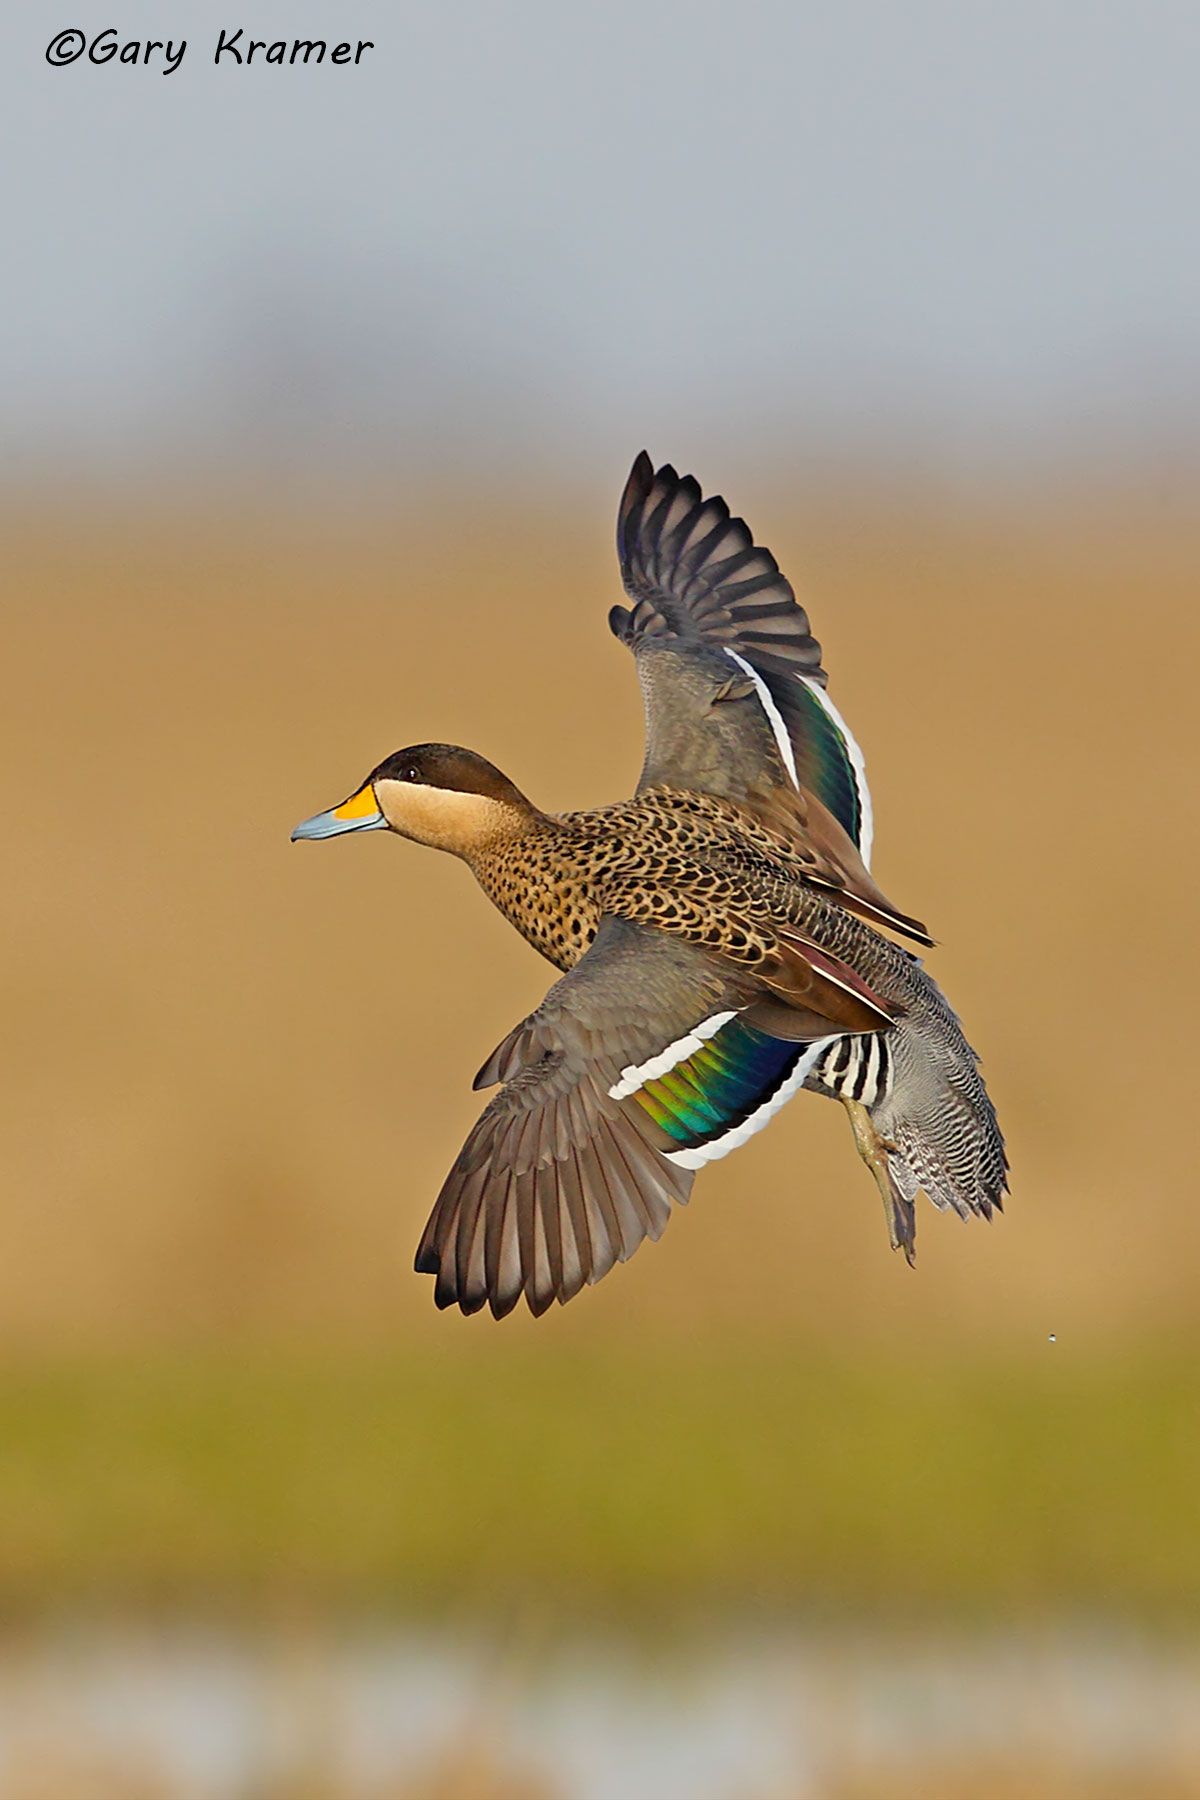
332;784;379;821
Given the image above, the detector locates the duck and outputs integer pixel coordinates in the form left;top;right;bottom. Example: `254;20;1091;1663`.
292;454;1007;1318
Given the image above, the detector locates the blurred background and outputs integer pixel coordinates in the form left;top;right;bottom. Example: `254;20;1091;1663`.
3;2;1198;1794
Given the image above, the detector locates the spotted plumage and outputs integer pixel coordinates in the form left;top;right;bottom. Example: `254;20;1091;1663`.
293;453;1007;1317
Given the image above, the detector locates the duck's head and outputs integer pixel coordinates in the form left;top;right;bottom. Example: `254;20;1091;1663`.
291;744;533;857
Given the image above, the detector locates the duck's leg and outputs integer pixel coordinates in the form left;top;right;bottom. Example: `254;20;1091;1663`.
842;1097;916;1267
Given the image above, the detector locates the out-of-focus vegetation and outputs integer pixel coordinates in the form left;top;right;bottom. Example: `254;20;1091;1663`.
827;1769;1200;1800
0;1738;561;1800
0;1344;1196;1618
2;487;1198;1641
3;490;1196;1356
0;469;1192;1800
7;1743;1200;1799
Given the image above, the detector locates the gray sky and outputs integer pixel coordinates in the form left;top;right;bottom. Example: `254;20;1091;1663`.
6;0;1199;483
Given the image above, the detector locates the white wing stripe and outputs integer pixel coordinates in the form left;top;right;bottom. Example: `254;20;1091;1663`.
724;649;799;789
608;1009;739;1100
723;649;874;867
799;676;874;868
663;1036;838;1169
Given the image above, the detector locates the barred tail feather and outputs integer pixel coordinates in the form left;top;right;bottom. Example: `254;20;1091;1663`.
807;954;1007;1239
873;1016;1008;1226
884;1082;1008;1224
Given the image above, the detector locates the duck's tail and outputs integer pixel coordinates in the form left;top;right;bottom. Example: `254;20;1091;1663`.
805;954;1008;1260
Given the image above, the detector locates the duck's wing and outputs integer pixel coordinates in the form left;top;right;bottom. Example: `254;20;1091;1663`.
610;453;930;947
414;917;867;1319
611;452;873;861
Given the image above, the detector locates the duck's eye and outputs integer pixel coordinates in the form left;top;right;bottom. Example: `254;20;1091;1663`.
404;766;420;782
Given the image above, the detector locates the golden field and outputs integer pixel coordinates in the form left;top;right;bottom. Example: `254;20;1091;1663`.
1;475;1198;1787
3;480;1194;1354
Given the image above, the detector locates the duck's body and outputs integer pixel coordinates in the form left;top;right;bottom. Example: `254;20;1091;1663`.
293;454;1006;1317
464;783;918;983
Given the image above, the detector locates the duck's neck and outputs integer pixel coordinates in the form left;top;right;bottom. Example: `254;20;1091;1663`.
449;790;555;864
467;809;598;970
376;772;548;859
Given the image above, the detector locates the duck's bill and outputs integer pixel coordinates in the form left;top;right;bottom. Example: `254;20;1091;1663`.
291;784;387;841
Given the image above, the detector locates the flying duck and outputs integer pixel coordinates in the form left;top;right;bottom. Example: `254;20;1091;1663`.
293;455;1007;1317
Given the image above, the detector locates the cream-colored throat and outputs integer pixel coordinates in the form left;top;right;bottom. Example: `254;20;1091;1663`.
374;778;520;855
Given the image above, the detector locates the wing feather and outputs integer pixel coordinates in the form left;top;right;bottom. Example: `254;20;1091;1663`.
416;919;748;1316
416;916;885;1317
612;453;877;864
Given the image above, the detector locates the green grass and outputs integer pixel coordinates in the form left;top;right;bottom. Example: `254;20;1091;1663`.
0;1344;1196;1620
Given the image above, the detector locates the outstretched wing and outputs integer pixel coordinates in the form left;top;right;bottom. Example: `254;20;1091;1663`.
414;918;854;1319
611;452;874;865
609;454;929;947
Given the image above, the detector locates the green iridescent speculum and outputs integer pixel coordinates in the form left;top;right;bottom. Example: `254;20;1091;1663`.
630;1017;804;1149
791;681;861;847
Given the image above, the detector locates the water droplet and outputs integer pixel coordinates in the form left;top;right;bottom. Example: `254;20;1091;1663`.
1048;1333;1057;1344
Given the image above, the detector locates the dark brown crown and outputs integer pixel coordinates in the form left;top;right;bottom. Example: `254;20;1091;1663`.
371;744;528;806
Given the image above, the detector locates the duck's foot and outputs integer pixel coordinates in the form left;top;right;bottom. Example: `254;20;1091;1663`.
843;1097;916;1267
